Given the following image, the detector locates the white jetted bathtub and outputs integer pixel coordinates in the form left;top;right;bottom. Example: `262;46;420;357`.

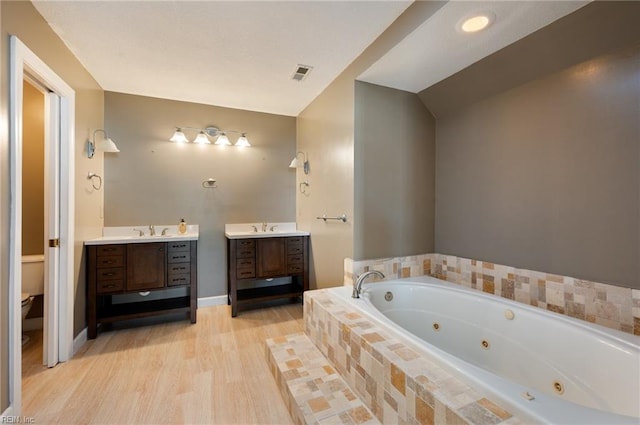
329;276;639;425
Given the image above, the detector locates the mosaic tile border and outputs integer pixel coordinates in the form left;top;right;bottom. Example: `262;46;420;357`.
346;253;640;336
304;290;524;425
267;332;380;425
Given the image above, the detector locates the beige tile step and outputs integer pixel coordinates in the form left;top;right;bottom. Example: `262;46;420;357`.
267;332;380;425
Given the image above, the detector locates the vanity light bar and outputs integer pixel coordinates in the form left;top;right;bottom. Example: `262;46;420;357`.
170;126;250;147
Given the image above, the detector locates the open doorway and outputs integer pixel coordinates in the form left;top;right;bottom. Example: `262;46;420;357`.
20;79;46;373
8;36;75;416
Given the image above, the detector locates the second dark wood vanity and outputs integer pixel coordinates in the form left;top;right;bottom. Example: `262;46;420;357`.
227;235;309;316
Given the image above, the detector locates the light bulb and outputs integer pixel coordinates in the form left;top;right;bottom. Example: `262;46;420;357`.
194;131;211;144
215;133;231;146
170;129;189;144
235;134;251;147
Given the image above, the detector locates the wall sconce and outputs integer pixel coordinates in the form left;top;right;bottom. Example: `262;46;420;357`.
289;151;309;174
87;129;120;158
170;126;250;147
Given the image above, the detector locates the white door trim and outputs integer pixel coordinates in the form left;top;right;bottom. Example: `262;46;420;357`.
9;35;75;414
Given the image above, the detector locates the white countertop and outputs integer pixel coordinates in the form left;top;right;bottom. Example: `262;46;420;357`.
225;222;309;239
84;225;199;245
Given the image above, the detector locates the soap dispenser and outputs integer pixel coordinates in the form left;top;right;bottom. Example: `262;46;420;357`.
178;218;187;234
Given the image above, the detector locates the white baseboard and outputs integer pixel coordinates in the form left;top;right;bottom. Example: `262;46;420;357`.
2;406;15;418
73;327;87;356
198;295;227;308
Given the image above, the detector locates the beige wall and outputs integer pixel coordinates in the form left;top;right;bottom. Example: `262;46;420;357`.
297;1;446;289
1;1;104;408
22;80;45;256
354;81;435;260
431;43;640;289
104;92;296;298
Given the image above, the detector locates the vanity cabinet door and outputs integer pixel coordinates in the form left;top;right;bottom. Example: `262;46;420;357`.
126;242;166;291
256;238;286;278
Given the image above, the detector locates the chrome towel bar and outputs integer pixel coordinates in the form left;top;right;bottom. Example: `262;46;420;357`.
316;214;347;223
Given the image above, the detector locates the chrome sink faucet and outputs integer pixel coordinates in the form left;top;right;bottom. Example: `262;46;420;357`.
261;222;267;232
149;224;156;236
352;270;385;299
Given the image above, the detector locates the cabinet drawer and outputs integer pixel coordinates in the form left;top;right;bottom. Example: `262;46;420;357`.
168;263;190;275
96;245;125;257
236;267;256;279
168;241;190;252
167;273;191;287
168;252;190;263
236;239;255;249
96;256;125;268
97;280;124;294
287;264;304;274
287;245;303;255
236;258;255;268
96;267;125;281
287;237;304;244
236;248;255;259
287;254;303;265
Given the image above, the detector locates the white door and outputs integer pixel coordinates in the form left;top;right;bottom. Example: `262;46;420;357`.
9;36;76;415
43;92;61;367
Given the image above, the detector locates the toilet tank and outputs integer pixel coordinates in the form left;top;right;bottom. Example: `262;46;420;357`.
22;254;45;295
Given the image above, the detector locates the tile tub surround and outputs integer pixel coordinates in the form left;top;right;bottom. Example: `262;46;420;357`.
304;290;523;425
345;254;640;336
267;333;380;425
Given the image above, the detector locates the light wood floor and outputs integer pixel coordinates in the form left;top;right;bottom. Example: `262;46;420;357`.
22;303;304;424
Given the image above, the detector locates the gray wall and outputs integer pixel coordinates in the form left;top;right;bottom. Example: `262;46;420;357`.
354;81;435;260
432;43;640;288
104;92;296;298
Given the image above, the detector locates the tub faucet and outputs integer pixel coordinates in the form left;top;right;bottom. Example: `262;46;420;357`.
149;224;156;236
352;270;385;299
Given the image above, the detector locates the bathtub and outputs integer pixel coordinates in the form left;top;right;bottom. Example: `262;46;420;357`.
328;276;639;425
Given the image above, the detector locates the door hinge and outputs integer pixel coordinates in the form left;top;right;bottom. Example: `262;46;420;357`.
49;238;60;248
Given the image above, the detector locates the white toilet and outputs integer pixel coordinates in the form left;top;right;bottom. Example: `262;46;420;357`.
22;254;45;345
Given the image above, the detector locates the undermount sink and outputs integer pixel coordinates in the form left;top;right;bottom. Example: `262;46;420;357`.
84;225;200;245
224;222;309;239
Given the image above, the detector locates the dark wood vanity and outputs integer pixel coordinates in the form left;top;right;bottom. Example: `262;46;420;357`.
86;239;197;338
227;235;309;316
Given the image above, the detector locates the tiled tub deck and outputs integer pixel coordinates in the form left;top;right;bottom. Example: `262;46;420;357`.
267;289;524;425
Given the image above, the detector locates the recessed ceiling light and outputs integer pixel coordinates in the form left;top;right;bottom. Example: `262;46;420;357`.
459;13;494;33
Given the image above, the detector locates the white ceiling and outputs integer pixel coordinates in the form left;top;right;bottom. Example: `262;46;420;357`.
358;1;589;93
32;0;412;117
33;1;589;117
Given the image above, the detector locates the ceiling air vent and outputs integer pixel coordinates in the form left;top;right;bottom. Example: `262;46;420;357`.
292;65;313;82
